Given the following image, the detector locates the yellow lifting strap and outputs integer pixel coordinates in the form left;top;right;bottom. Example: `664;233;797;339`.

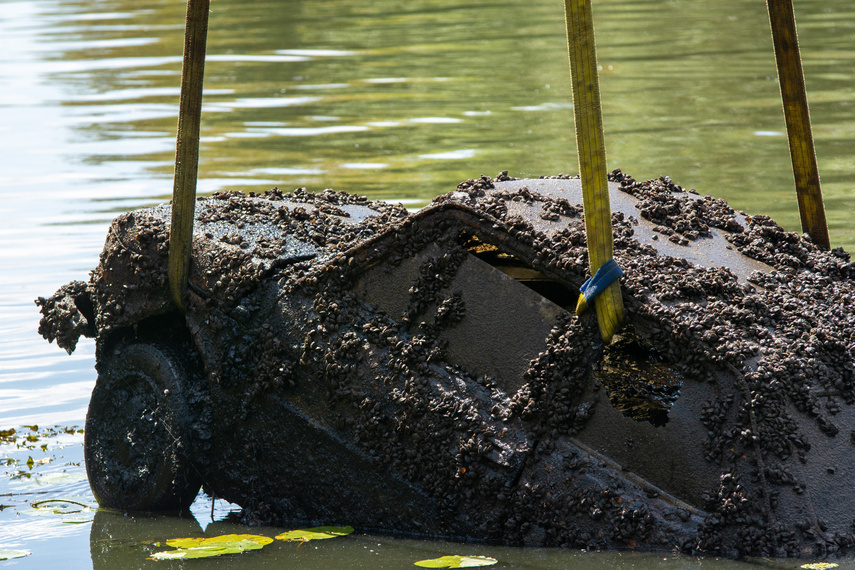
562;0;624;343
766;0;830;250
168;0;211;311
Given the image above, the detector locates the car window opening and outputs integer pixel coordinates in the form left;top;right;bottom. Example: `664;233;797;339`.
461;234;577;310
461;233;681;427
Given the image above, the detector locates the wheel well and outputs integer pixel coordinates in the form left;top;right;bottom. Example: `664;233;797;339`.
95;313;209;426
96;313;200;370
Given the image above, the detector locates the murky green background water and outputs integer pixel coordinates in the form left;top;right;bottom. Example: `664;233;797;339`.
1;0;853;567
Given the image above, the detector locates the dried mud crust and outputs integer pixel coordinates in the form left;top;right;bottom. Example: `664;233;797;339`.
616;173;744;243
35;212;174;351
185;187;409;311
36;172;855;558
221;172;853;555
230;209;699;549
35;187;409;348
419;171;852;556
604;171;853;557
35;280;94;353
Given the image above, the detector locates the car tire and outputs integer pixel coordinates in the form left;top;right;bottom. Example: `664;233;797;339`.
84;341;203;512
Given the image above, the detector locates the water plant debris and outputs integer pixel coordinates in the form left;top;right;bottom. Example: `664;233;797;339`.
275;525;354;542
0;549;30;561
151;534;273;560
414;555;498;567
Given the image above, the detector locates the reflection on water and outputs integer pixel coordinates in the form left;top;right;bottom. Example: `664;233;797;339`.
87;510;770;569
1;0;853;566
15;0;852;235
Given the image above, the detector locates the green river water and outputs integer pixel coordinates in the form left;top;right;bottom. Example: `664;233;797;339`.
1;0;853;567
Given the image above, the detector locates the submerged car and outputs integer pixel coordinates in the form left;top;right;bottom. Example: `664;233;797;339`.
38;171;855;557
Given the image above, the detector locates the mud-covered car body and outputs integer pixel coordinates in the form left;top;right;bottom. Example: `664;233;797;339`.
38;172;855;557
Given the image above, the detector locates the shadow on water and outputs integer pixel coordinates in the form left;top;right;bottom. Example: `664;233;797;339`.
87;509;774;569
89;510;202;568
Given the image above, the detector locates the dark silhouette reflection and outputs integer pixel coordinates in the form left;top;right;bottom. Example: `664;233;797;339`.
90;509;202;569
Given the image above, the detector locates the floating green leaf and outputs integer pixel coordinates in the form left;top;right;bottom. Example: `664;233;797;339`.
0;549;30;561
801;564;839;570
151;534;273;560
275;526;354;542
415;555;498;568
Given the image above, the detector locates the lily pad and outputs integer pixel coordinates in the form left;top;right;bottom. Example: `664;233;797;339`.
801;564;839;570
0;549;30;560
415;555;498;568
14;471;87;488
275;526;354;542
151;534;273;560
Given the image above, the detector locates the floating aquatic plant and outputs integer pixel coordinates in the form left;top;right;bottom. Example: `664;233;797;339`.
31;498;89;512
0;549;30;560
151;534;273;560
275;526;354;542
801;564;839;570
23;498;91;515
414;555;498;567
21;499;94;525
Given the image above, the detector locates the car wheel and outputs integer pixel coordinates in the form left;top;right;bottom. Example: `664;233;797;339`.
85;341;203;511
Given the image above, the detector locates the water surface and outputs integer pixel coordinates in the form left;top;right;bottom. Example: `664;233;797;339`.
1;0;853;566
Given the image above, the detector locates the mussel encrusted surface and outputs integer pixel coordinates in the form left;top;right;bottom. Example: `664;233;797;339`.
37;173;855;558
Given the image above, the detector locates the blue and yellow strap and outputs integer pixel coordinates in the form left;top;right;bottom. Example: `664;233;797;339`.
575;259;623;316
